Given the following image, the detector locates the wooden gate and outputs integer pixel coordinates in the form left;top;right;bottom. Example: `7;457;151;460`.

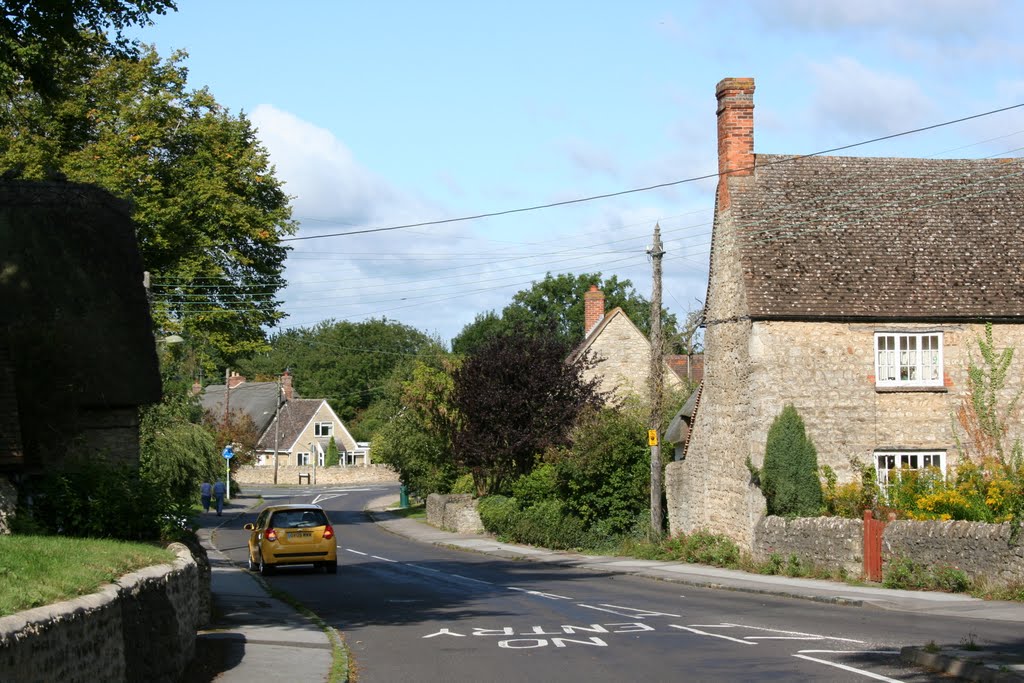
862;510;887;582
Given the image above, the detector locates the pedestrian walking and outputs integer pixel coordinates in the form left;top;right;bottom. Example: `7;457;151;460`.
200;481;212;513
213;479;226;516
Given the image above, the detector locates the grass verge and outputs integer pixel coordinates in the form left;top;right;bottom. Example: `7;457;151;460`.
0;535;175;616
385;502;426;520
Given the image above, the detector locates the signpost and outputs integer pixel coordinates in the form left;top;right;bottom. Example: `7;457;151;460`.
223;445;234;501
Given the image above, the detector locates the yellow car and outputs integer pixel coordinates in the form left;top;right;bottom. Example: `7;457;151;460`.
245;504;338;575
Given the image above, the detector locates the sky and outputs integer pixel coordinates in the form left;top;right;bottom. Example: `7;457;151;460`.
131;1;1024;346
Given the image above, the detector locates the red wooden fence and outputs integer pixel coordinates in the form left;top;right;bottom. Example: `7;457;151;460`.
862;509;887;582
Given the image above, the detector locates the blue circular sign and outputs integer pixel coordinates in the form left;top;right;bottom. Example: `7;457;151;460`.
222;445;235;460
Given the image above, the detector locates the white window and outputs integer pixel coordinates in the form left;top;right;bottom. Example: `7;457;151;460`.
875;450;945;486
874;332;943;387
318;451;325;467
296;452;310;466
314;422;333;437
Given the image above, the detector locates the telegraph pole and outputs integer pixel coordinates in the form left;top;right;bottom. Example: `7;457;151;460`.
273;372;282;485
647;223;665;539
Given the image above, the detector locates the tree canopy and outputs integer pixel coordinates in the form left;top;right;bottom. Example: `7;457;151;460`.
235;318;442;429
0;46;295;365
452;321;603;495
451;272;683;355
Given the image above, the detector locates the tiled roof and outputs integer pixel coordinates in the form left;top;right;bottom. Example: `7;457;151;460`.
201;382;281;434
256;399;324;451
725;155;1024;320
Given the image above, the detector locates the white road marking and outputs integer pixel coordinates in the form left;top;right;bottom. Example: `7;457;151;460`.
406;563;441;573
346;549;367;556
450;573;493;585
792;652;902;681
578;603;681;618
312;493;347;504
507;587;572;600
669;625;756;644
371;555;397;563
720;623;864;643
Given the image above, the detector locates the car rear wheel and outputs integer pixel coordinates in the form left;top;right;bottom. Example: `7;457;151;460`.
325;561;338;574
258;553;274;576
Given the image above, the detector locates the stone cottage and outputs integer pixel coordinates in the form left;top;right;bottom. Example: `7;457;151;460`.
665;77;1024;548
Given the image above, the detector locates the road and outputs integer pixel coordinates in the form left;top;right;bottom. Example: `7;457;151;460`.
214;485;1021;682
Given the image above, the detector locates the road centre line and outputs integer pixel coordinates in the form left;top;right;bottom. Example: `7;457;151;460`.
792;652;901;682
346;549;367;556
372;555;397;563
450;573;493;585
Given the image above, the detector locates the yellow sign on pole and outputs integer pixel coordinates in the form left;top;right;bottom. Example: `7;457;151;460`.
648;429;658;446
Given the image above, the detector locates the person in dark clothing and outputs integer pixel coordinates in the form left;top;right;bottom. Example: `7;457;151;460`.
200;481;212;513
213;480;226;516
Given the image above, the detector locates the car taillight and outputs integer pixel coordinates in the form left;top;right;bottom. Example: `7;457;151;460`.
265;528;278;542
323;524;334;540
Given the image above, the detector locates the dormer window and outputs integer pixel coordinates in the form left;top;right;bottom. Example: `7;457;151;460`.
315;422;333;437
875;332;943;388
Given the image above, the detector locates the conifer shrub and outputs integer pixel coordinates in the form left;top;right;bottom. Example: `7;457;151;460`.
761;404;823;516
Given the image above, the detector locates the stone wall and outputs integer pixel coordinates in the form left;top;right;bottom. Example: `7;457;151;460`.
750;515;1024;588
753;516;864;576
426;493;484;534
0;542;201;683
232;463;398;486
885;520;1024;585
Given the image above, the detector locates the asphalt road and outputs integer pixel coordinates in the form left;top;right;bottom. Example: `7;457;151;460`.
214;485;1022;682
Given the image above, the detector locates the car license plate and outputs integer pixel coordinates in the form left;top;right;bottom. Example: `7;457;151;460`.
288;531;312;538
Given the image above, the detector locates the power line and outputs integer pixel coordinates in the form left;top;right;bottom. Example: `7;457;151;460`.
279;102;1024;243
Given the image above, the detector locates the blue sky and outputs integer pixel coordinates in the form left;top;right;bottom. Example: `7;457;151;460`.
132;1;1024;345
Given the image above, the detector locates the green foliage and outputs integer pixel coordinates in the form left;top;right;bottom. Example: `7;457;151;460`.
547;406;650;535
452;319;602;495
449;473;476;494
0;46;295;365
820;462;879;518
761;405;823;516
509;500;587;549
510;464;558;508
883;556;972;593
635;530;742;568
324;437;340;467
238;319;441;425
450;272;684;354
372;408;458;499
477;495;521;536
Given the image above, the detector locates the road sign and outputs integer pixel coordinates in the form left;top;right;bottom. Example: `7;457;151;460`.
222;445;235;460
648;430;658;446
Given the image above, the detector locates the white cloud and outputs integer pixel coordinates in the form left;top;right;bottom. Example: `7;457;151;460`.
808;58;937;136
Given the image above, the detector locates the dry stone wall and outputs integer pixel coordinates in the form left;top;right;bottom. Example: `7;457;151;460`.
753;516;863;576
0;543;201;683
233;463;398;486
0;476;16;534
885;520;1024;585
426;493;484;534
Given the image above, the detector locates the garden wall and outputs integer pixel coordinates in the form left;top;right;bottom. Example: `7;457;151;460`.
753;515;1024;587
0;542;201;683
427;493;484;534
232;463;398;486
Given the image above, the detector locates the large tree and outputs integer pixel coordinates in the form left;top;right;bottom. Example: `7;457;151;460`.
0;0;176;100
0;46;295;365
452;321;603;496
451;272;682;355
235;318;442;427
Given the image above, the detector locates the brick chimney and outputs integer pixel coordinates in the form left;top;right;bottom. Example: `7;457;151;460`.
281;370;294;401
715;77;755;210
227;371;246;389
584;285;605;336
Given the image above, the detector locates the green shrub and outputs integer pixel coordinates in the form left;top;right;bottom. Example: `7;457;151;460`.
477;495;521;536
762;405;822;516
510;463;558;507
510;500;586;549
449;473;476;494
760;553;784;575
931;565;972;593
882;556;970;592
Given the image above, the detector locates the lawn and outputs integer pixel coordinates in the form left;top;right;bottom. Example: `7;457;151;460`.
0;536;175;616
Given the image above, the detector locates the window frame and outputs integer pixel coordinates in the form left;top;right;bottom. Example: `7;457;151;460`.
874;450;946;486
874;331;944;388
296;451;311;466
314;422;333;437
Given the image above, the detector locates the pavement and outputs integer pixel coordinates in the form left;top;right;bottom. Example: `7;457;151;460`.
194;493;1024;683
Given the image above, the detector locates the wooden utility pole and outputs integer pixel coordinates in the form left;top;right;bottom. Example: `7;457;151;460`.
273;373;282;485
648;223;665;539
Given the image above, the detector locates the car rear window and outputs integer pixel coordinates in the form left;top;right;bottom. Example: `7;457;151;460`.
270;509;329;528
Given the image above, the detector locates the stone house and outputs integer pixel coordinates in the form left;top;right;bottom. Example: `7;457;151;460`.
200;371;364;467
665;77;1024;548
568;285;687;404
